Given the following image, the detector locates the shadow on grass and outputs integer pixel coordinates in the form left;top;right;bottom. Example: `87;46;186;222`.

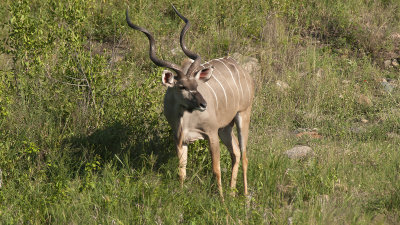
63;121;175;173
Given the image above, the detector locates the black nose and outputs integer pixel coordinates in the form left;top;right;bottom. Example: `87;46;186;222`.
193;92;207;109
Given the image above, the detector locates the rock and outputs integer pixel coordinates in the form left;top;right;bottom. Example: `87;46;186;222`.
381;81;394;93
276;80;289;91
288;217;293;225
357;94;373;107
350;125;366;134
284;146;314;159
231;53;260;74
392;59;399;67
384;60;392;68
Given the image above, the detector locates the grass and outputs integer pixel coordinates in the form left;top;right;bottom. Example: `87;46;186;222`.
1;0;400;224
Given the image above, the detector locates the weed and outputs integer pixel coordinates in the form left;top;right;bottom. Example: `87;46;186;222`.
0;0;400;223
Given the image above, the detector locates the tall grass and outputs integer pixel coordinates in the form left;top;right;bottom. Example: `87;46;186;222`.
0;0;400;223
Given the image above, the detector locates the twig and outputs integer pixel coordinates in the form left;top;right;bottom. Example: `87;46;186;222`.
109;32;127;69
44;67;89;87
73;51;96;107
65;75;87;81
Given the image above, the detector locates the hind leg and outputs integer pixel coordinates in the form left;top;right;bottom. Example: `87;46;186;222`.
235;106;252;195
218;121;241;195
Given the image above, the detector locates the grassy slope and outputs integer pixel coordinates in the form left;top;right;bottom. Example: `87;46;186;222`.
1;0;400;224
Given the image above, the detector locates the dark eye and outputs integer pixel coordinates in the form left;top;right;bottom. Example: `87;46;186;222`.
179;86;186;90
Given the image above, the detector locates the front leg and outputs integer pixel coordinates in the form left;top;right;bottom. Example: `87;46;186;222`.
208;133;224;198
177;144;188;187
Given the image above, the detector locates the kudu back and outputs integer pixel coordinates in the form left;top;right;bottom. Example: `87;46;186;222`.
126;6;254;197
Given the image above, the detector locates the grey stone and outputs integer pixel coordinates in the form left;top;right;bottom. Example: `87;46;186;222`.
350;125;366;134
284;146;314;159
381;81;394;93
288;217;293;225
384;60;392;68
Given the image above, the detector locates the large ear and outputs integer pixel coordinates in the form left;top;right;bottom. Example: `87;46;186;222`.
162;70;175;87
194;66;213;82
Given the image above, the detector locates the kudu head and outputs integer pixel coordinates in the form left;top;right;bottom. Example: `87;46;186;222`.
126;5;213;112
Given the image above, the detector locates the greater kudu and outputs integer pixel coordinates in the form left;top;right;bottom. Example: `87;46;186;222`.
126;6;254;197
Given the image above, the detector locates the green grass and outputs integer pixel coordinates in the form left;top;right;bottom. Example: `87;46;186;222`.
1;0;400;224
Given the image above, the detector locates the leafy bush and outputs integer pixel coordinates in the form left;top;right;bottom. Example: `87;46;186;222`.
0;0;400;223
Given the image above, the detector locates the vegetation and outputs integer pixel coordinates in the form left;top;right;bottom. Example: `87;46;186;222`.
1;0;400;223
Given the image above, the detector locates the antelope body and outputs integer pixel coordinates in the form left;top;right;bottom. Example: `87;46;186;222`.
126;6;254;197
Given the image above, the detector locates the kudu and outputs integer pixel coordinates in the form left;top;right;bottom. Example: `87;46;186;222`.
126;6;254;197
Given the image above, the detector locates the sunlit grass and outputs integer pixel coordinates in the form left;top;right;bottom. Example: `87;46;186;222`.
0;0;400;224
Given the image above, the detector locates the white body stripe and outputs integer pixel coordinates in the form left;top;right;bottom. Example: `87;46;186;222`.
205;82;219;109
239;66;251;99
211;74;228;108
200;59;252;111
232;64;244;99
216;59;240;108
213;66;236;106
216;59;240;96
